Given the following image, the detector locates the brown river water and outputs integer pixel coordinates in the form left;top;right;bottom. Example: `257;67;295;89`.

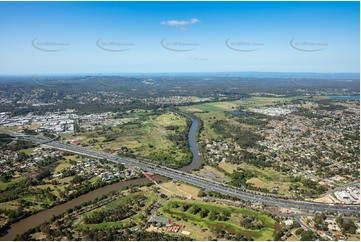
0;114;201;241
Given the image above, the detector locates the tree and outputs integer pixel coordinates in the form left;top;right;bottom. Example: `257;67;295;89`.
181;204;190;212
274;231;284;241
209;211;217;221
198;189;206;197
341;220;357;234
117;163;125;172
295;228;304;236
223;210;231;218
199;209;209;218
300;230;315;241
72;175;83;184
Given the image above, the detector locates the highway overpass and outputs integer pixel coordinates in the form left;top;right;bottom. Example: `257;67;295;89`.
1;129;359;215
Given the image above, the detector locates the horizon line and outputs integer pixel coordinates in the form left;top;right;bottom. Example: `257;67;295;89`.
0;71;360;77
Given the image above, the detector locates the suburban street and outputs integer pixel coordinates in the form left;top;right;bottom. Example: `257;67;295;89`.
1;129;359;215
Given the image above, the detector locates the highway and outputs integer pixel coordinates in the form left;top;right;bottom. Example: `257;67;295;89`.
1;129;360;215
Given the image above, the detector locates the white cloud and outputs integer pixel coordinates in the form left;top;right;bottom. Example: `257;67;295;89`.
161;18;200;30
190;18;200;24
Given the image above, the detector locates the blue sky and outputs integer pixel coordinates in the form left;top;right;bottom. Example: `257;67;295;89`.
0;1;359;74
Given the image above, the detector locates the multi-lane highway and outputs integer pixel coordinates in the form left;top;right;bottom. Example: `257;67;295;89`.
1;129;360;215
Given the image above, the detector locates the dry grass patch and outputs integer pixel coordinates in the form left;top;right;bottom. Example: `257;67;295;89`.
54;162;72;174
347;235;360;241
181;107;204;113
159;181;201;198
218;161;238;173
247;177;269;188
286;235;299;241
31;232;47;240
203;165;228;178
0;201;19;210
155;112;186;127
313;195;335;204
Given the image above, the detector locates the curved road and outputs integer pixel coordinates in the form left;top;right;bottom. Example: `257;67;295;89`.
8;130;359;215
0;123;359;240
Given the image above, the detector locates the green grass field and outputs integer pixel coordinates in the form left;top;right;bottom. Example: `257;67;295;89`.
219;162;308;195
77;191;157;230
161;199;276;241
0;177;27;191
18;147;35;154
180;97;295;141
218;162;307;195
182;96;319;114
60;111;191;167
189;102;240;112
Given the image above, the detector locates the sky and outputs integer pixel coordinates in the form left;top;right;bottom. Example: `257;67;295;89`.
0;1;359;74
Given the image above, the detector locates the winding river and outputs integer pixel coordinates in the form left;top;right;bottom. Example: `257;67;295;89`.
0;113;201;241
178;112;202;172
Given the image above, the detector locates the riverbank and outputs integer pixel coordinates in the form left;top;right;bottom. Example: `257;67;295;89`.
0;111;202;240
176;111;203;172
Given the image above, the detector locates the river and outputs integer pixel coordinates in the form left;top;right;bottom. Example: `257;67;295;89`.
328;95;360;101
178;112;203;172
0;113;201;241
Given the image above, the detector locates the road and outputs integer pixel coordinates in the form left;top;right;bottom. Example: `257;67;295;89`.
1;129;360;215
294;215;314;231
320;180;360;196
